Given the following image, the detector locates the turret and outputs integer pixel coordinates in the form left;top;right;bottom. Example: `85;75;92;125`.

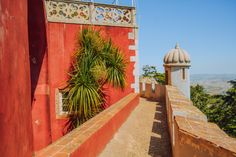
163;43;191;98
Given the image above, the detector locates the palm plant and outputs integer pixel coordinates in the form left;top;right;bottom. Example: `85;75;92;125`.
63;28;127;131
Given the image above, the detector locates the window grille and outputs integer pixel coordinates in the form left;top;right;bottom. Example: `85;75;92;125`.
56;89;69;117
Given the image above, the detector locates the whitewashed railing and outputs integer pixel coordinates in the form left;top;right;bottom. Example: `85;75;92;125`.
44;0;136;27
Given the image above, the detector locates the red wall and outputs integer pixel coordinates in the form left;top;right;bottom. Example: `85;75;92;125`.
46;23;135;142
0;0;33;156
71;94;139;157
31;3;136;150
0;0;135;154
28;0;52;151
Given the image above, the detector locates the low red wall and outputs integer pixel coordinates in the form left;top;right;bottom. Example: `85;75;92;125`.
71;94;139;157
0;0;33;156
34;93;139;157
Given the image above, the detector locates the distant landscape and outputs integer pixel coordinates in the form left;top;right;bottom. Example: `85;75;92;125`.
191;74;236;95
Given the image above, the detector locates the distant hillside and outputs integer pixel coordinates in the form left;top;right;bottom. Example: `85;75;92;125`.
191;74;236;95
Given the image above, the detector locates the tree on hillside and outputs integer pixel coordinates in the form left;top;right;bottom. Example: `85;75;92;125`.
218;80;236;136
142;65;165;84
155;73;165;85
190;84;210;114
191;81;236;137
205;94;225;125
142;65;157;77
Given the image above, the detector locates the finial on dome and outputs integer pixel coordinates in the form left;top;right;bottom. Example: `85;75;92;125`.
175;42;180;49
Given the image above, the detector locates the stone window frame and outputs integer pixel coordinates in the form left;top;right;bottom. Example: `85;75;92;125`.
55;88;69;118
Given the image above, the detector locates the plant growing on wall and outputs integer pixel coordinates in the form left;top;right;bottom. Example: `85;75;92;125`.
63;28;127;131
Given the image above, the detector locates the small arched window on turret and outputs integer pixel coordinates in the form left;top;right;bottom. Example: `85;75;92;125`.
165;70;168;84
182;68;186;80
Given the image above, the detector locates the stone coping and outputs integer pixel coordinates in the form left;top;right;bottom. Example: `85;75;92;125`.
176;116;236;156
175;116;236;152
34;93;139;157
170;101;207;122
166;86;207;122
166;85;236;156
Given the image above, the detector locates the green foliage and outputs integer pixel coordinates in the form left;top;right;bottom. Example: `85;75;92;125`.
190;84;210;113
191;80;236;137
218;80;236;136
63;28;127;131
142;65;157;77
142;65;165;84
155;73;165;85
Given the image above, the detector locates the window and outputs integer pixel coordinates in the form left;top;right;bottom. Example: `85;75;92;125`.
165;70;168;84
59;91;69;113
182;68;186;80
56;89;69;117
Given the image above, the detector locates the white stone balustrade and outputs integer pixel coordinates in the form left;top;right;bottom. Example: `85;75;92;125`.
44;0;136;27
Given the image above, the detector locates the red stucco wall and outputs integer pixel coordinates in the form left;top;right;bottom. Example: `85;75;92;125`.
28;0;52;151
0;0;33;156
31;14;136;150
71;94;139;157
46;23;135;142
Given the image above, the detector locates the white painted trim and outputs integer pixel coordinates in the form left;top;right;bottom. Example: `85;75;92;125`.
128;28;139;93
128;45;136;50
133;28;139;93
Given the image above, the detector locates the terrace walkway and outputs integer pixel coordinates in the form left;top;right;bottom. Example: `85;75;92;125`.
99;98;172;157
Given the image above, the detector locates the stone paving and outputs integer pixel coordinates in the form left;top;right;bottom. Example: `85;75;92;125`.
99;98;172;157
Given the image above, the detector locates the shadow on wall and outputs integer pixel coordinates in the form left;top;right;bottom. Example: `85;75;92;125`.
148;102;172;157
28;0;47;102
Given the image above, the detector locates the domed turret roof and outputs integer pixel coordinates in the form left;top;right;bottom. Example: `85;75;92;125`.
164;43;191;67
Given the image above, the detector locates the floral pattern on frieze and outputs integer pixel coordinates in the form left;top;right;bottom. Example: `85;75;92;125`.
44;0;134;26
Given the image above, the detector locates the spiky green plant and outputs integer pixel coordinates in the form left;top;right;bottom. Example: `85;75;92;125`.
63;28;127;131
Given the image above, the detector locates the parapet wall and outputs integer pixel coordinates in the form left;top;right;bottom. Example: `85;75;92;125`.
166;85;236;157
35;93;139;157
139;82;165;102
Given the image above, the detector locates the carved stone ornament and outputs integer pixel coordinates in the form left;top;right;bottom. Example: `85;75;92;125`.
44;0;136;27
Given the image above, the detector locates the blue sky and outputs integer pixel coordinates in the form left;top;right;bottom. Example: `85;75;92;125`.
94;0;236;74
136;0;236;74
